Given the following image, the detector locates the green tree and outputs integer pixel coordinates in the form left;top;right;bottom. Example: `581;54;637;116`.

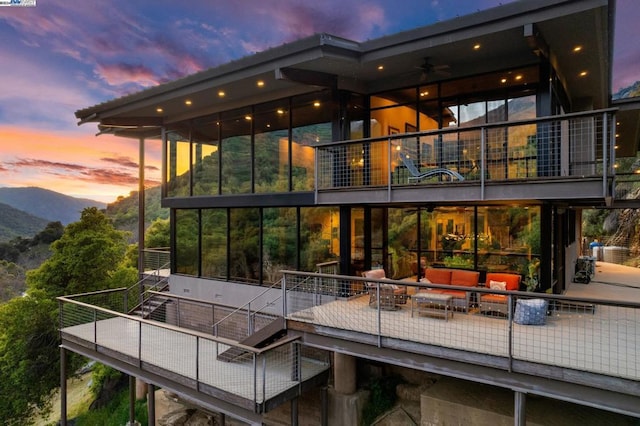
0;207;133;424
145;217;170;248
27;207;130;297
0;289;59;425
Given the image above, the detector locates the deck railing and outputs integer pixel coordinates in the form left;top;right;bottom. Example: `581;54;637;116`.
58;289;329;411
281;270;640;384
315;109;617;195
142;248;170;272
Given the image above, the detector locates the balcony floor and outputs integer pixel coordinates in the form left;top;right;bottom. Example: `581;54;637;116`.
61;317;329;404
289;292;639;381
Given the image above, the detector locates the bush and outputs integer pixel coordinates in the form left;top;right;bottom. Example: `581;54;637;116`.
361;374;403;425
74;386;148;426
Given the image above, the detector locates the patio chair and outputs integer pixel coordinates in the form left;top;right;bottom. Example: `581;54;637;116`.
397;151;464;183
478;272;522;316
362;269;407;310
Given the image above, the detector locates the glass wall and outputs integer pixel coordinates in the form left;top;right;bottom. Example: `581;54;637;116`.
291;92;331;191
192;115;220;196
202;209;227;279
299;207;339;272
263;207;297;284
221;107;252;194
228;208;260;283
254;101;290;193
166;131;191;197
175;209;199;275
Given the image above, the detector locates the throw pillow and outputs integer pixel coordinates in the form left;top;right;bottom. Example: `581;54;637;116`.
489;280;507;291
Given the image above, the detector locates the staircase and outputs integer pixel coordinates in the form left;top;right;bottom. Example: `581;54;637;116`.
129;292;170;318
217;317;287;362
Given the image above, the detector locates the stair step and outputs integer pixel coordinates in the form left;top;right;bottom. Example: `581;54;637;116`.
217;317;286;363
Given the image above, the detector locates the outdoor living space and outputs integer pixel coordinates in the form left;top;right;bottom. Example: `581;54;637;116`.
284;261;640;383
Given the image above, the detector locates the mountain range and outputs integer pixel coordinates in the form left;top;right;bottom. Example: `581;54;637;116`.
0;187;106;241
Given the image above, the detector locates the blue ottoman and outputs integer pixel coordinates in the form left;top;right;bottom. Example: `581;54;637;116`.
514;299;548;325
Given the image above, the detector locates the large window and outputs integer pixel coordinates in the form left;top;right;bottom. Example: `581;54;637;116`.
192;115;220;196
263;207;297;283
254;101;290;193
221;108;252;194
202;209;227;279
300;207;339;272
166;131;191;197
175;209;199;275
229;208;260;283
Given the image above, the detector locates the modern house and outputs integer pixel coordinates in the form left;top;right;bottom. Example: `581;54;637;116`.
61;0;640;424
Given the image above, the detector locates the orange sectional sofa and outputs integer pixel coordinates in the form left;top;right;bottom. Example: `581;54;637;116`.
418;267;480;312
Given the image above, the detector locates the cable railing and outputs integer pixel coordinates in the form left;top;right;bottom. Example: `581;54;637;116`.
315;108;616;196
281;270;640;385
58;292;330;411
142;248;170;273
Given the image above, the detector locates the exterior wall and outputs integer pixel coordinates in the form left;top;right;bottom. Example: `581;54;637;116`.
169;274;283;316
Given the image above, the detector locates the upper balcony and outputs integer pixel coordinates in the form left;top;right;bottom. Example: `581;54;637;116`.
315;109;618;206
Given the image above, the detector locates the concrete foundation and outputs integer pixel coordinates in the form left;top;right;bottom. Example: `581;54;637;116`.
420;377;635;426
328;386;369;426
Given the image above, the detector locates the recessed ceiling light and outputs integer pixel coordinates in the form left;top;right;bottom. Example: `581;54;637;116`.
473;43;481;50
245;115;252;121
185;100;192;106
313;101;321;107
500;78;507;84
277;109;285;115
156;107;163;113
515;75;523;81
218;90;225;97
579;71;588;77
377;65;384;71
420;91;429;97
573;45;583;53
257;80;265;87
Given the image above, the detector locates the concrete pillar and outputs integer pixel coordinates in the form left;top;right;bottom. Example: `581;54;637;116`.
333;352;356;394
136;379;148;400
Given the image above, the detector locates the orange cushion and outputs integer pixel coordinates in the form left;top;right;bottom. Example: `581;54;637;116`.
480;294;508;303
485;273;521;291
440;289;467;299
451;270;480;287
425;268;451;284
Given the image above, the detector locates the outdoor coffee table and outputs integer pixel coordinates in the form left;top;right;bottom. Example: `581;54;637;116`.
411;292;454;320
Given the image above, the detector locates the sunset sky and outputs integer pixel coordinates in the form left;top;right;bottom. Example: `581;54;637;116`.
1;0;638;203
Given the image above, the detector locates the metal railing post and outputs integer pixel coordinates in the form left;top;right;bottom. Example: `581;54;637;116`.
508;295;514;372
480;127;486;200
376;283;382;348
602;111;608;197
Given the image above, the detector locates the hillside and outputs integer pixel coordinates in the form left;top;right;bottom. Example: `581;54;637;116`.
0;202;50;241
0;187;106;225
104;186;168;242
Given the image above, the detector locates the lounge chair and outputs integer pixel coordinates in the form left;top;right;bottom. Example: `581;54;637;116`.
362;269;407;310
397;151;465;183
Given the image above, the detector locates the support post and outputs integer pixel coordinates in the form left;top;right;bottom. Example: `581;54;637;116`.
514;391;526;426
147;383;156;426
291;397;298;426
129;375;136;425
60;347;67;426
321;386;328;426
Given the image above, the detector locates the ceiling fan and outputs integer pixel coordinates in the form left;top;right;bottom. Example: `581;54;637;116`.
416;57;451;81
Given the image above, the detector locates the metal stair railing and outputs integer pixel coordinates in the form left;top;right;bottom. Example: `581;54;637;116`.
125;261;170;316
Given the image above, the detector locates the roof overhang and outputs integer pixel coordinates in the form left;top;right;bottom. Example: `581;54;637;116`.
76;0;616;144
